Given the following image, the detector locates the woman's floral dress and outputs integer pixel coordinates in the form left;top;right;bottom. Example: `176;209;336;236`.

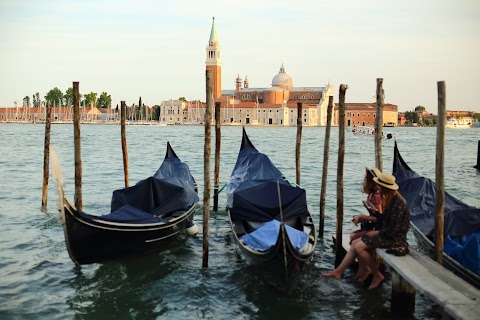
362;194;410;249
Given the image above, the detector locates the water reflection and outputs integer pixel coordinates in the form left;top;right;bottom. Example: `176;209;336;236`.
67;253;178;319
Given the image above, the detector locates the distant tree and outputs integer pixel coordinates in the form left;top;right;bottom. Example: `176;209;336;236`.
32;92;40;107
404;110;419;123
152;105;160;120
84;92;98;108
64;87;74;106
473;113;480;121
178;97;186;101
432;118;437;125
97;92;112;108
45;87;64;107
23;96;30;108
415;105;425;111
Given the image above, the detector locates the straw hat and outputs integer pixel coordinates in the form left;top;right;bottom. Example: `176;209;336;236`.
366;167;381;178
373;172;399;190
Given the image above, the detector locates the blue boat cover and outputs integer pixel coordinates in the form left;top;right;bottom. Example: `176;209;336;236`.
84;143;198;224
393;141;480;276
444;232;480;276
226;131;308;222
241;219;308;251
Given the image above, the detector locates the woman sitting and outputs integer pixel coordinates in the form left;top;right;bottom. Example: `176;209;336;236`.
349;167;383;281
322;172;410;290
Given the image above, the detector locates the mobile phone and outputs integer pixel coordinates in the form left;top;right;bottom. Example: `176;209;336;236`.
363;200;371;210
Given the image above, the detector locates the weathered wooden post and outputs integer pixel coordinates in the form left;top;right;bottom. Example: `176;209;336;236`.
391;271;416;315
435;81;446;264
121;101;129;187
296;102;303;186
319;96;334;238
203;70;213;268
73;82;82;211
335;84;347;266
41;102;52;207
213;102;221;212
375;78;384;171
474;140;480;170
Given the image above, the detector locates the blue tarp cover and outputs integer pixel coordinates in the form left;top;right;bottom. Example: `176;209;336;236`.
444;232;480;276
227;138;308;222
393;142;480;276
82;147;198;224
241;219;308;251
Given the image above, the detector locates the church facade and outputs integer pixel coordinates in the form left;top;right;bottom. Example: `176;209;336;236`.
159;18;334;126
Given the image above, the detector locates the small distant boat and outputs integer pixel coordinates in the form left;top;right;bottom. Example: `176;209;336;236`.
347;126;393;139
383;122;396;127
393;141;480;288
50;142;199;265
445;117;475;129
226;128;317;289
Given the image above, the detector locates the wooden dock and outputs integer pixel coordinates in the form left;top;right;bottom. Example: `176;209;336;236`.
341;236;480;319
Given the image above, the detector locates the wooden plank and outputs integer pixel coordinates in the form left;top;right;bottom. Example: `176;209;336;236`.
376;248;479;320
340;235;480;320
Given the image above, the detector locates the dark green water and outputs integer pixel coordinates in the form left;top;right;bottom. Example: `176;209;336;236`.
0;124;478;319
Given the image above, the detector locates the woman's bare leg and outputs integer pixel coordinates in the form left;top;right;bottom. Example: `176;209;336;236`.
355;240;384;289
322;242;359;280
351;238;371;282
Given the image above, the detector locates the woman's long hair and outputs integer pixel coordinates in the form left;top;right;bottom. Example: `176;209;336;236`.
363;169;378;194
381;188;397;210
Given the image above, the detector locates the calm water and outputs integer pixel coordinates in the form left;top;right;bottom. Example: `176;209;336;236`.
0;123;479;320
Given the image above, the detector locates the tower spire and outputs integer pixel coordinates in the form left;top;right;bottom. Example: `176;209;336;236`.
206;18;222;99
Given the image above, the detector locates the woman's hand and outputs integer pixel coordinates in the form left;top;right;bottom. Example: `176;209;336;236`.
351;214;362;225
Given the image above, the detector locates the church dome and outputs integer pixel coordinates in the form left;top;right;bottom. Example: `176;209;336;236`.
271;64;292;90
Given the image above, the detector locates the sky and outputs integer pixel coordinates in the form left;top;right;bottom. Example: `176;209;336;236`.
1;0;479;113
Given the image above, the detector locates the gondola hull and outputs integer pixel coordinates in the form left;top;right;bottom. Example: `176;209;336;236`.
61;200;197;265
228;211;316;280
226;128;317;289
410;221;480;289
50;142;199;265
393;141;480;288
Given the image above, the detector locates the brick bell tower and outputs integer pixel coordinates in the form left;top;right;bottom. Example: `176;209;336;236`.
206;17;222;99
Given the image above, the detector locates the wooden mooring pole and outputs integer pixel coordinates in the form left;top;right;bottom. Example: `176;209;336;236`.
296;102;303;186
335;84;347;266
73;82;82;212
435;81;446;264
375;78;384;171
391;269;416;315
120;101;129;188
213;101;221;212
319;96;333;238
41;103;52;207
203;70;213;268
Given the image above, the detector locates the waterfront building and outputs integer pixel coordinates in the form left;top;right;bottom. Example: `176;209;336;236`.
336;103;398;127
187;18;335;126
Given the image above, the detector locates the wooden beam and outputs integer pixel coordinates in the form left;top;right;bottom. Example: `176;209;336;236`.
435;81;446;264
319;96;333;238
203;70;213;268
73;81;82;211
213;101;221;212
41;103;52;207
335;84;347;266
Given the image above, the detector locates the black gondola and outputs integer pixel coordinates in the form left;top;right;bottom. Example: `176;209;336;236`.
393;141;480;288
50;142;199;265
226;128;317;287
